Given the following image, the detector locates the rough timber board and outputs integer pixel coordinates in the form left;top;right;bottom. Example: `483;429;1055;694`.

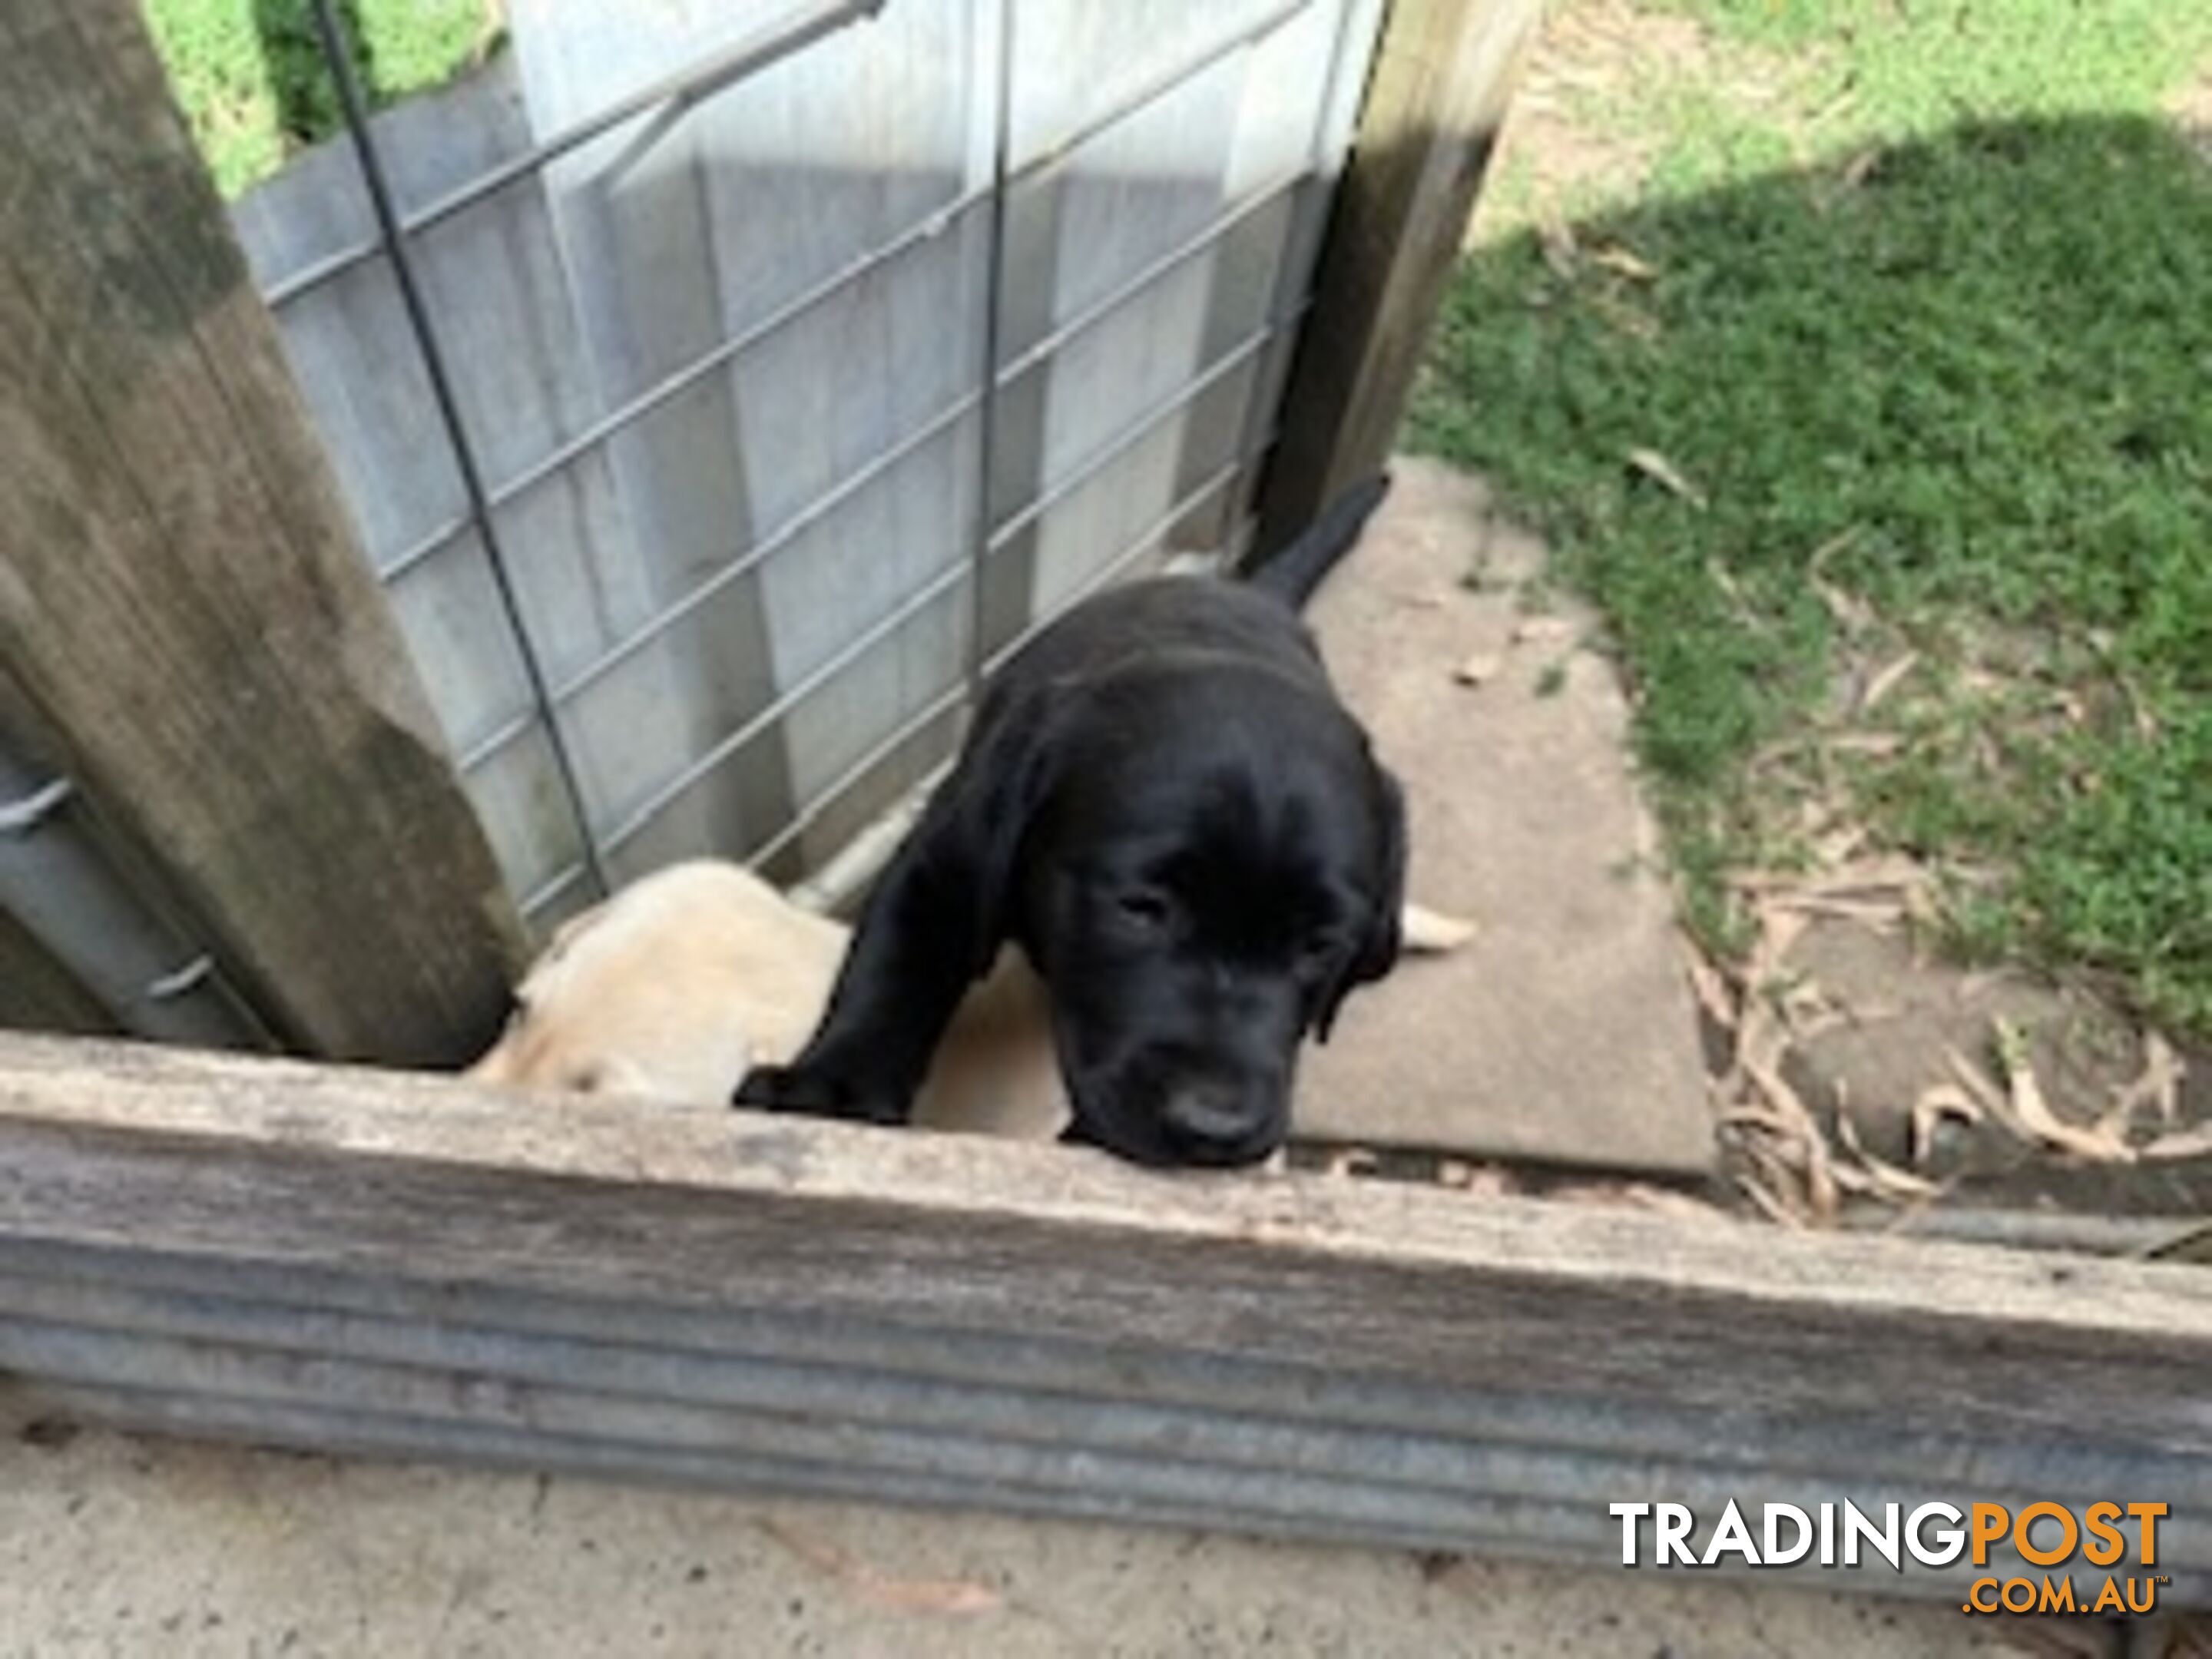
0;1033;2208;1601
1253;0;1544;553
1299;459;1716;1174
0;0;525;1065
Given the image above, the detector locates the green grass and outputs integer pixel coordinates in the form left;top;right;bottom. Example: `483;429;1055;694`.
1674;0;2207;128
144;0;497;197
1414;0;2212;1035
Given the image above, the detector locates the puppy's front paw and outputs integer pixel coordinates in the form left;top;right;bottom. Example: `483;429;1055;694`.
733;1062;903;1126
733;1061;836;1113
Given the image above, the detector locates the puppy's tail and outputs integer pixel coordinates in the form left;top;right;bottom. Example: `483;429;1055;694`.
1240;471;1392;611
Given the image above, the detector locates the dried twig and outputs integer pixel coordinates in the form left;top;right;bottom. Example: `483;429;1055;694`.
1624;446;1707;508
1823;730;1905;758
1401;902;1479;955
757;1520;1002;1616
1943;1045;2011;1121
2142;1126;2212;1161
1591;243;1658;281
1857;651;1920;714
2101;1031;2186;1135
1733;1163;1805;1228
1836;1111;1941;1198
1740;1052;1838;1222
1682;944;1740;1031
1761;892;1907;926
1991;1019;2133;1162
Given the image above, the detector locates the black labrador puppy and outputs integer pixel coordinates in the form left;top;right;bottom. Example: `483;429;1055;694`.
735;476;1402;1167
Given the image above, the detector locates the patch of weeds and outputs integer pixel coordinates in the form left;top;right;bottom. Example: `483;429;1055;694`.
1534;661;1570;698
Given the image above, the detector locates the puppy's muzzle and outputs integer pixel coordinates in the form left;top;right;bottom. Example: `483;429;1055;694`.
1161;1078;1255;1144
1156;1067;1285;1165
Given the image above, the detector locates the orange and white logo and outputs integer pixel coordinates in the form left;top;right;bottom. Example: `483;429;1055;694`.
1608;1499;2170;1616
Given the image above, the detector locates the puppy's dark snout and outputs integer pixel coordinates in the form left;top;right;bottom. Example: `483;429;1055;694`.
1161;1079;1253;1145
1155;1063;1285;1164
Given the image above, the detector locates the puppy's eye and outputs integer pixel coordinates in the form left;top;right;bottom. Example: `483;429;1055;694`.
1115;889;1173;933
1296;932;1343;969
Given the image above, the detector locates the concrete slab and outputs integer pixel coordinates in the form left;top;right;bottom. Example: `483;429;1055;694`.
0;1398;2068;1659
1298;458;1714;1174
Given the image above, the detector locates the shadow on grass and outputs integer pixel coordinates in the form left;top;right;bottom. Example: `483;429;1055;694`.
251;0;378;154
1413;114;2212;1035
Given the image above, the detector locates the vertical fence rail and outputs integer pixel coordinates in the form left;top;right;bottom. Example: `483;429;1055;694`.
305;0;610;904
1253;0;1544;557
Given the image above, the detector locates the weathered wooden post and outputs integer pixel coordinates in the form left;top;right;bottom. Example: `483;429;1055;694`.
0;0;526;1063
1253;0;1542;557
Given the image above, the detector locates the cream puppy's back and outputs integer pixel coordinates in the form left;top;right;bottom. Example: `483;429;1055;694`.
468;859;1067;1141
468;860;845;1103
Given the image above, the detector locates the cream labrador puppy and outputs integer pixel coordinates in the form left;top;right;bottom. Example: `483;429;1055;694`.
469;859;1471;1144
468;860;1066;1137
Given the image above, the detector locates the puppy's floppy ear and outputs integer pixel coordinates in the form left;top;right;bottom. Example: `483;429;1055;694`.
1314;767;1407;1042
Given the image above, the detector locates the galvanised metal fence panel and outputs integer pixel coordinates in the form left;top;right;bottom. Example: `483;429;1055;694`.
226;0;1386;935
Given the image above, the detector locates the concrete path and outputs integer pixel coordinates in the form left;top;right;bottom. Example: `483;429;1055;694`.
0;1395;2068;1659
1299;459;1714;1175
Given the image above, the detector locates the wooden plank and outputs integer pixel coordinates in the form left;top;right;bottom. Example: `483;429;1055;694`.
1250;0;1541;557
0;1032;2207;1601
0;0;528;1064
2;1035;2210;1420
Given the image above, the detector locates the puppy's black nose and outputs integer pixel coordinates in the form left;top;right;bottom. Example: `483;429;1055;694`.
1161;1080;1265;1151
